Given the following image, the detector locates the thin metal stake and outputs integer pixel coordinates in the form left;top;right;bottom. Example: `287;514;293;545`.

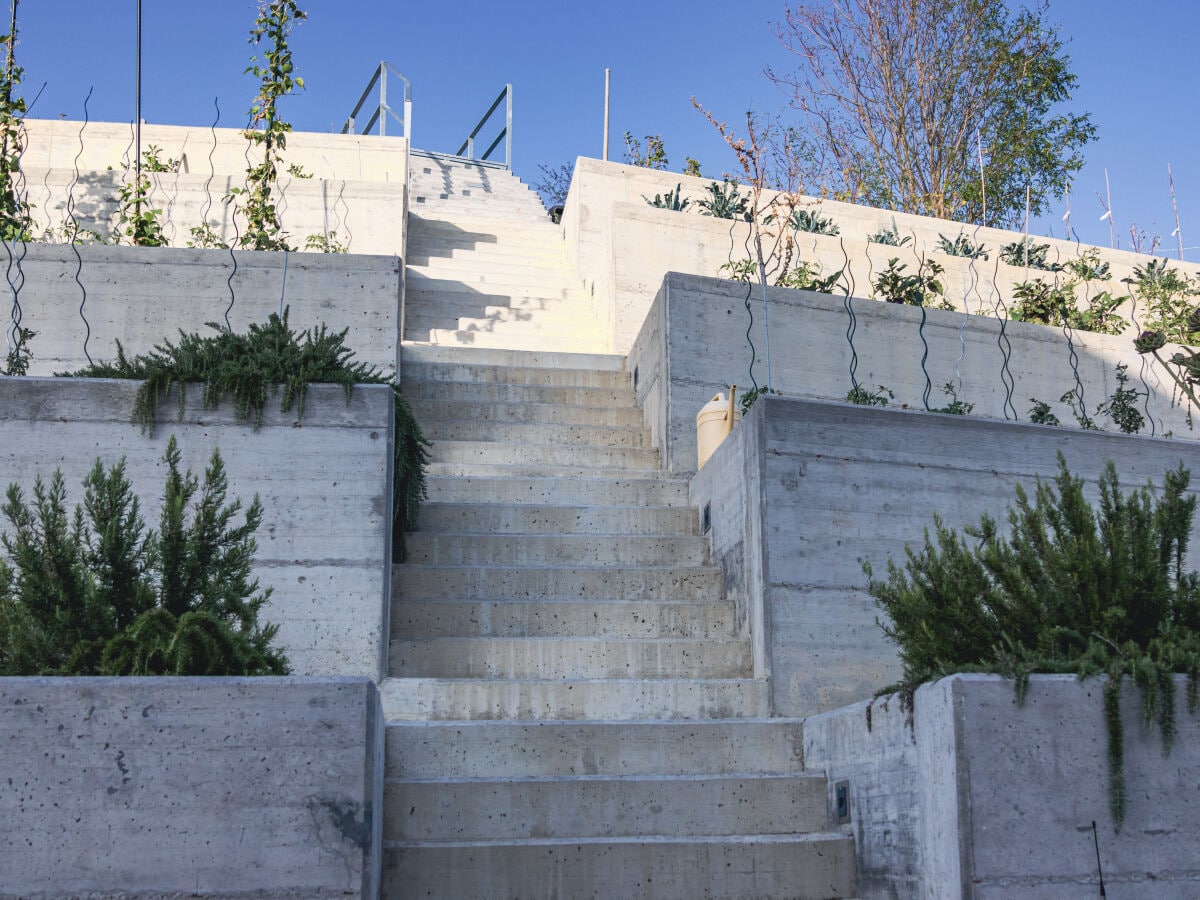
1169;163;1185;261
1092;821;1107;897
603;68;610;162
134;0;142;227
1105;168;1116;249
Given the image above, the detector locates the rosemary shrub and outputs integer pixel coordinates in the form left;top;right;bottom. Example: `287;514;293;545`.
67;311;428;560
865;455;1200;829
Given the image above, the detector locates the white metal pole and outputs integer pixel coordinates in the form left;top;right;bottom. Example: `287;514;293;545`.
602;68;610;162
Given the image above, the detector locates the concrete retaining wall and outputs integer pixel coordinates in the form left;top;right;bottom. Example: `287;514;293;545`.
0;676;382;898
634;271;1199;476
804;674;1200;899
0;378;394;679
9;244;401;379
690;396;1200;715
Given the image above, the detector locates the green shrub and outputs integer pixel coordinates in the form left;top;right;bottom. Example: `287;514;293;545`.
865;455;1200;828
66;311;428;560
0;437;288;676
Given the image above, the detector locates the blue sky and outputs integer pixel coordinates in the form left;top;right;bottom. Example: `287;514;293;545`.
14;1;1199;255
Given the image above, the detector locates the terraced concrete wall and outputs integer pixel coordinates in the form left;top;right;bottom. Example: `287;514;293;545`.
632;272;1199;476
10;245;402;379
804;674;1200;899
562;156;1200;354
0;378;394;679
16;120;408;254
0;677;382;898
690;396;1200;715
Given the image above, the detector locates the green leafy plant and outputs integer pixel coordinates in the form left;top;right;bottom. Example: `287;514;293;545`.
867;219;911;247
872;257;945;306
683;157;702;177
932;382;973;415
1028;398;1061;426
935;233;988;260
790;208;839;235
232;0;307;251
0;1;31;243
738;385;778;415
304;231;348;253
286;162;311;179
1000;238;1060;271
67;311;427;560
777;260;844;293
1064;248;1110;282
643;183;690;212
697;180;750;220
846;383;893;406
0;436;288;676
1093;363;1144;434
2;322;33;375
623;132;668;170
865;456;1200;829
114;171;166;247
1125;258;1196;345
717;258;758;283
187;223;230;249
1059;388;1098;430
1009;279;1126;335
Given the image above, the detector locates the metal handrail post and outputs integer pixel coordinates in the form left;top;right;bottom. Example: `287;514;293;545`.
403;97;412;141
504;83;512;167
379;66;388;137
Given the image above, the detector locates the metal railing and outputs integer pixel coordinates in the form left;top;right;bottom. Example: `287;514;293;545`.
341;61;411;138
456;84;512;168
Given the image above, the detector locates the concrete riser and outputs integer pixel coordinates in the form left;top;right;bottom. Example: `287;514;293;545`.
415;501;695;534
430;440;658;470
389;636;751;679
386;773;828;841
401;362;627;388
396;564;723;601
422;475;688;506
384;719;804;778
411;399;645;428
380;677;770;721
383;835;857;900
392;598;734;639
418;420;648;448
404;533;707;566
421;330;608;353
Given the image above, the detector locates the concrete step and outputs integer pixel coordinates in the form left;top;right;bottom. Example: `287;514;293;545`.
429;439;657;470
423;461;678;479
384;718;804;778
411;398;644;428
428;317;599;342
408;278;578;303
390;636;749;679
406;244;565;265
385;772;828;841
409;213;560;239
400;342;623;372
401;358;627;386
404;533;706;566
409;254;572;276
409;197;547;221
405;306;591;333
422;329;608;353
404;294;576;319
382;833;857;900
419;420;647;448
422;474;688;506
379;676;770;721
415;501;694;533
402;379;636;408
395;563;722;602
392;597;733;639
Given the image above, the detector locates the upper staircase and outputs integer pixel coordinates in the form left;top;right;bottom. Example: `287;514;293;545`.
383;154;858;898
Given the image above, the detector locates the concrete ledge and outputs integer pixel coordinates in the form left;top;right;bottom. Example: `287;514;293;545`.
10;244;402;378
804;674;1200;899
0;378;394;679
0;676;382;899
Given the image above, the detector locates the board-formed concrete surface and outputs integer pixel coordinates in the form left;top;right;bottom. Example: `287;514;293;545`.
11;244;402;378
0;676;382;899
0;378;394;678
804;674;1200;899
691;395;1200;715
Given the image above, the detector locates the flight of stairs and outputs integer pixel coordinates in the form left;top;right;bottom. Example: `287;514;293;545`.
380;154;858;898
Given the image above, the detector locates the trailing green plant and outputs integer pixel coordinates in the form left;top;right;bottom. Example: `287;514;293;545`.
717;258;758;283
697;179;750;220
846;383;893;406
114;171;166;247
142;144;180;174
867;219;911;247
865;455;1200;829
935;232;988;260
872;257;945;306
0;436;288;676
1009;279;1126;335
1028;398;1060;426
790;207;839;235
66;311;427;560
286;162;311;179
1093;363;1145;434
1000;238;1060;271
0;0;31;243
643;183;690;212
232;0;306;251
187;223;230;249
738;385;778;415
932;382;973;415
304;231;348;253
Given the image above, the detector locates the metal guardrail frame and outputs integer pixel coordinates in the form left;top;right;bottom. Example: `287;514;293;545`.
341;61;412;138
456;84;512;168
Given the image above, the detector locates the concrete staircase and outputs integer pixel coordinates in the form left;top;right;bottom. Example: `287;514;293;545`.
404;153;605;353
381;154;857;898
